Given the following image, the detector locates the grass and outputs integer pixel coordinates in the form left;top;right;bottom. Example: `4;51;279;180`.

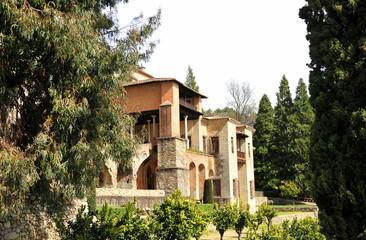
269;204;317;208
276;211;305;215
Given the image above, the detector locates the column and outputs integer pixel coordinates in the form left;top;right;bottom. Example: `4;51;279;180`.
152;115;156;139
147;120;151;143
184;115;189;148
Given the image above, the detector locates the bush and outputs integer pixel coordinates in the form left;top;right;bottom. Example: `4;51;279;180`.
86;179;97;213
151;189;206;240
56;199;150;240
203;179;214;203
212;203;237;240
196;203;214;212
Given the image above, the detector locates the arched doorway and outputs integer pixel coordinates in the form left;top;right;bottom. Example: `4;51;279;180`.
199;164;206;199
99;165;113;187
136;157;157;189
189;162;197;198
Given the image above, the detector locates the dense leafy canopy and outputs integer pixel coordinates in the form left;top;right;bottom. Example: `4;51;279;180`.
0;0;160;214
300;0;366;239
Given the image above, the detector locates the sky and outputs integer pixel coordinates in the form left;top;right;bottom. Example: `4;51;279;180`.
117;0;310;111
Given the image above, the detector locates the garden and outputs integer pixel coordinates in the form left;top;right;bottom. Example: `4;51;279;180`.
56;190;325;240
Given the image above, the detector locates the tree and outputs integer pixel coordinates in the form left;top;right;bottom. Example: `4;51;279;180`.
203;179;214;204
212;203;236;240
232;202;250;240
185;65;199;92
273;75;295;184
151;190;198;240
292;79;314;193
226;79;257;126
300;1;366;238
0;0;161;215
253;94;277;190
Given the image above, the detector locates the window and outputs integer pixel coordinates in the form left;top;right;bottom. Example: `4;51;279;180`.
250;180;255;198
188;136;192;149
211;137;219;154
231;137;234;153
213;179;221;196
203;136;207;154
248;143;251;158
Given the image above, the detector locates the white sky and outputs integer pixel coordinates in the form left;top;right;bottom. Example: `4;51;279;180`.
117;0;310;110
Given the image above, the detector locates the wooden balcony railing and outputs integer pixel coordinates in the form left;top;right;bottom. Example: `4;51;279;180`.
237;151;246;163
179;99;197;111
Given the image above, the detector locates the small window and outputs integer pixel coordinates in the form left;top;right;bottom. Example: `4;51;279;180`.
231;137;234;153
203;136;207;154
250;180;255;198
211;137;219;154
248;143;251;158
188;136;192;149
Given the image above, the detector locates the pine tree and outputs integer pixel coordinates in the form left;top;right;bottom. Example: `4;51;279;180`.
300;1;366;238
253;94;276;190
292;79;314;193
0;0;160;214
185;65;199;92
273;75;295;183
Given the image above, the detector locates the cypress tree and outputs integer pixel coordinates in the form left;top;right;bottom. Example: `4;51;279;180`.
300;1;366;238
185;65;199;92
253;94;276;190
203;179;214;204
273;75;295;183
292;79;314;193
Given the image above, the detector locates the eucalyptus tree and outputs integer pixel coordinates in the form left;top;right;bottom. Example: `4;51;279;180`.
0;0;160;214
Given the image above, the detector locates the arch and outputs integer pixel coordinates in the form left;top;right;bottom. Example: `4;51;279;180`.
189;162;197;197
198;164;206;199
99;165;113;187
209;169;214;177
136;157;157;189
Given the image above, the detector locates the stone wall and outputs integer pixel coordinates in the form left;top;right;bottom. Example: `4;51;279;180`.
96;196;166;209
0;198;86;240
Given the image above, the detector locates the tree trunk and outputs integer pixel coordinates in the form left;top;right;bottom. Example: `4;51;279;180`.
238;232;242;240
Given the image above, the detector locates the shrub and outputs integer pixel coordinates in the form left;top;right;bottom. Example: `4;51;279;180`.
56;198;150;240
212;203;237;240
151;189;199;240
232;202;250;240
203;179;214;204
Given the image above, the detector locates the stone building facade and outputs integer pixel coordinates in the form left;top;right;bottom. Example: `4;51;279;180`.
97;69;256;209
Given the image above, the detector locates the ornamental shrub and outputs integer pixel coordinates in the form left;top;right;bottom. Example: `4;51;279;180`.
203;179;214;204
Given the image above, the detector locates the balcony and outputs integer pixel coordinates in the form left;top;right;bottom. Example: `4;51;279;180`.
179;99;197;111
237;151;246;163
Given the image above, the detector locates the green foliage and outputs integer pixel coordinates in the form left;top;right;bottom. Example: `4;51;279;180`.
203;179;214;204
279;181;301;199
300;1;366;239
196;203;214;212
151;189;206;240
0;0;160;214
273;75;296;184
56;199;150;240
212;203;237;240
185;65;199;92
86;179;97;213
231;202;250;240
258;203;278;232
253;94;276;190
291;79;314;194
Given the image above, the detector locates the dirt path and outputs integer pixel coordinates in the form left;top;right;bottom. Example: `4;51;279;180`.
272;212;318;224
